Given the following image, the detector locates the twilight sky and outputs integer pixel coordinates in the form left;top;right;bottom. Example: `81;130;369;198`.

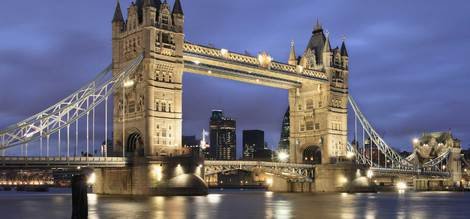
0;0;469;157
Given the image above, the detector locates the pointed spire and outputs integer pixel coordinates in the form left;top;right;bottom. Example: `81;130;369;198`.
313;19;323;33
341;37;349;57
288;40;297;65
112;0;124;23
323;32;331;53
172;0;184;15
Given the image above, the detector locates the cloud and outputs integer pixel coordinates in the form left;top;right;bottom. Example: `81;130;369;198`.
0;0;469;158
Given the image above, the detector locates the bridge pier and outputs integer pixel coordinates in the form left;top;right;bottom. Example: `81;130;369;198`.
314;163;373;192
414;178;457;191
267;163;374;193
268;175;312;193
93;156;207;196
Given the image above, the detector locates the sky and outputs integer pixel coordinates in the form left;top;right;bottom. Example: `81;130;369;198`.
0;0;469;157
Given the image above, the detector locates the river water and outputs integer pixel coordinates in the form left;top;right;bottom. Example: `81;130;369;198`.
0;189;468;219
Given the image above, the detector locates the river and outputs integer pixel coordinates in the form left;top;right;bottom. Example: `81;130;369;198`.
0;189;468;218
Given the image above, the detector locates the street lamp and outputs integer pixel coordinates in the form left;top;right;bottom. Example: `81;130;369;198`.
123;79;135;88
277;151;289;162
87;172;96;185
366;169;374;179
412;138;419;144
396;181;407;191
346;151;355;159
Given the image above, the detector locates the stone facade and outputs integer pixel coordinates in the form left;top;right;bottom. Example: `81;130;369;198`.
288;24;349;164
112;0;184;158
111;1;349;165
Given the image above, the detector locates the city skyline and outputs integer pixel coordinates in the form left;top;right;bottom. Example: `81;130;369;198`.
0;2;468;218
0;0;469;156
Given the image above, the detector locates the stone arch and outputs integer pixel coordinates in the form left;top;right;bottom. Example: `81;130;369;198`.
302;145;322;164
127;129;144;156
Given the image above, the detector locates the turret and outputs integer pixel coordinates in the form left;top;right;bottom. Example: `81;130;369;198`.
305;20;326;66
127;3;139;31
299;48;317;70
158;0;173;30
322;33;332;67
340;39;349;69
142;0;157;26
112;1;125;67
172;0;184;33
288;40;297;65
112;1;125;34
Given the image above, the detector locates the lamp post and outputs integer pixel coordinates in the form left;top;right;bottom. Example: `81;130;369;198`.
277;151;289;163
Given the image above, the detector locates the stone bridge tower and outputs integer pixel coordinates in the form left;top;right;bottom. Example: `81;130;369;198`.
111;0;184;158
288;22;349;164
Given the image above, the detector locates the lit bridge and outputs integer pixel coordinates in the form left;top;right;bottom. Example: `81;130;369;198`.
204;160;314;182
0;43;461;183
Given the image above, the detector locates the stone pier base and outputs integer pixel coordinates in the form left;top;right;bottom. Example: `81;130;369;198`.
414;179;455;191
93;156;208;196
268;163;374;193
269;175;314;192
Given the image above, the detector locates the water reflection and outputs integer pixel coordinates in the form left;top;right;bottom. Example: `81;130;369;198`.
272;200;292;219
207;194;222;204
0;190;469;218
88;194;99;219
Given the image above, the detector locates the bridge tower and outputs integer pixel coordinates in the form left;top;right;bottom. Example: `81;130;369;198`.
93;0;207;196
288;22;349;164
112;0;184;158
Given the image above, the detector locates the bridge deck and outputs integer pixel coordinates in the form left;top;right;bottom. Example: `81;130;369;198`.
0;157;127;169
370;167;450;178
183;42;328;90
204;160;314;168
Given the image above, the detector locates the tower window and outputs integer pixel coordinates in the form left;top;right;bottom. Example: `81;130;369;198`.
300;123;305;132
306;99;314;110
128;101;136;113
162;33;170;44
306;121;314;131
162;15;169;25
162;129;167;137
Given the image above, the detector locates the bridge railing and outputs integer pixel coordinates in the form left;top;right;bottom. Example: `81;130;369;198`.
204;160;314;169
0;156;127;168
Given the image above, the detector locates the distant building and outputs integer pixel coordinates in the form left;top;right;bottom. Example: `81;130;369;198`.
182;135;200;152
182;135;207;158
277;107;290;152
217;170;258;187
209;110;236;160
242;130;273;161
243;130;265;159
254;143;273;161
182;135;200;147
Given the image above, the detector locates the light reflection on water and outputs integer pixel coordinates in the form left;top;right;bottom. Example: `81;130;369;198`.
0;190;469;219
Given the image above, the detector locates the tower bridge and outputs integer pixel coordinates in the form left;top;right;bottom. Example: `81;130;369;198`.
0;0;465;195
